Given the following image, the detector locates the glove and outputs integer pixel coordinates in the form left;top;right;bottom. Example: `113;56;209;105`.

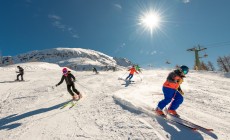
177;79;183;85
55;84;58;87
178;90;184;95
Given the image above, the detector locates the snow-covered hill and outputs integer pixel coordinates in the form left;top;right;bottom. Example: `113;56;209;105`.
9;48;133;71
113;57;133;67
0;62;229;140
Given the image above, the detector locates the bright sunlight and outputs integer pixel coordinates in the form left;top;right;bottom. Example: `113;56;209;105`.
139;10;162;35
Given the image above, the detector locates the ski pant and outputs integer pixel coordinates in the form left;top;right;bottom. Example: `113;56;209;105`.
17;73;24;80
126;74;133;80
67;83;80;96
157;87;183;110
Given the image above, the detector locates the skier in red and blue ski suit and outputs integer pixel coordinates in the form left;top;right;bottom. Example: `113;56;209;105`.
156;65;189;117
125;66;138;81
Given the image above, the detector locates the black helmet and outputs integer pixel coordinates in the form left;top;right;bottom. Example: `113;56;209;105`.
180;65;189;75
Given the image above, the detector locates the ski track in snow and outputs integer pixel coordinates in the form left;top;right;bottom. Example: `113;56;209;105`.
0;62;229;140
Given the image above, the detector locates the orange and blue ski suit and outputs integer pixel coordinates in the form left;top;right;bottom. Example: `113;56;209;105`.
157;69;185;111
125;67;138;80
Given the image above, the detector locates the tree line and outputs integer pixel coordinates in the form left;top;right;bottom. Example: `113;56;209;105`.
198;55;230;72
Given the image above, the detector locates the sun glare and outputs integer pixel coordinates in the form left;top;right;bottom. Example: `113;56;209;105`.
142;13;160;28
139;10;162;35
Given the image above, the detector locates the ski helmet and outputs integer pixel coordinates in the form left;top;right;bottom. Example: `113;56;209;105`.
180;65;189;75
62;68;68;74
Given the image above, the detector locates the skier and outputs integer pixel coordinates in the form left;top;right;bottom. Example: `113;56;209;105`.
112;66;116;72
155;65;189;117
125;65;139;81
16;66;24;81
93;67;98;74
135;65;142;73
56;68;82;100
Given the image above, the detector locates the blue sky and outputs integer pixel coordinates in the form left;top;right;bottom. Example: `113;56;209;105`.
0;0;230;68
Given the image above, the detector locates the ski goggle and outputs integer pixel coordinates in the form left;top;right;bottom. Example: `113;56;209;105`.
63;70;67;74
183;70;188;75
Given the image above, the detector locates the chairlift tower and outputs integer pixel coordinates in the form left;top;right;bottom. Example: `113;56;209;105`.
187;45;207;70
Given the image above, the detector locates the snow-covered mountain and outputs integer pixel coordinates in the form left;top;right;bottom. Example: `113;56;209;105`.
0;62;229;140
10;48;133;70
113;57;133;67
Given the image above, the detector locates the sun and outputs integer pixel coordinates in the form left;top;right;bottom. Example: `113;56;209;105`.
141;12;160;29
139;10;162;35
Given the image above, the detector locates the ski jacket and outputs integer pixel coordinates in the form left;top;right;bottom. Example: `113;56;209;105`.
57;73;76;86
93;67;97;72
18;67;24;74
128;67;138;75
163;70;185;90
135;66;140;71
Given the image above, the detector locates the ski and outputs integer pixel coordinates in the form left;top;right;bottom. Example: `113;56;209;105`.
19;80;30;82
165;117;198;131
167;115;213;132
60;100;73;109
69;100;79;109
143;107;198;131
155;112;198;131
118;78;135;82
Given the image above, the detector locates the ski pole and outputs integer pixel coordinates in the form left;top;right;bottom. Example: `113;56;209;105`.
77;82;94;93
119;71;128;80
137;73;142;81
166;91;177;116
122;71;128;77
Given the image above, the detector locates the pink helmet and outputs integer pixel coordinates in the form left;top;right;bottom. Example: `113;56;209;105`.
62;68;68;74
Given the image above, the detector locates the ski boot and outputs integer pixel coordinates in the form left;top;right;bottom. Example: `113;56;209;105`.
78;93;82;99
72;95;79;101
167;109;180;118
155;107;166;117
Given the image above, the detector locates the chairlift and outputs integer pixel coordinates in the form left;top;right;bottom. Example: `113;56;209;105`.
204;53;208;57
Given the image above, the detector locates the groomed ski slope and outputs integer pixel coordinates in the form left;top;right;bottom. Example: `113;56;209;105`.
0;62;229;140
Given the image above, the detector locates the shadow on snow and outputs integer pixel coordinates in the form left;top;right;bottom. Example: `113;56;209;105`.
113;96;218;140
121;80;135;87
0;100;69;130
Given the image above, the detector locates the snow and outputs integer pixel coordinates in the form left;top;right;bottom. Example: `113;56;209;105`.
1;62;230;140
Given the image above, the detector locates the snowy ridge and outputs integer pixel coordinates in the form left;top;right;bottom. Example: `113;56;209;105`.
11;48;133;70
0;62;229;140
0;62;60;71
113;57;133;67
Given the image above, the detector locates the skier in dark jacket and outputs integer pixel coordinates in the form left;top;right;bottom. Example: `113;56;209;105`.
16;66;24;81
93;67;98;74
56;68;82;100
